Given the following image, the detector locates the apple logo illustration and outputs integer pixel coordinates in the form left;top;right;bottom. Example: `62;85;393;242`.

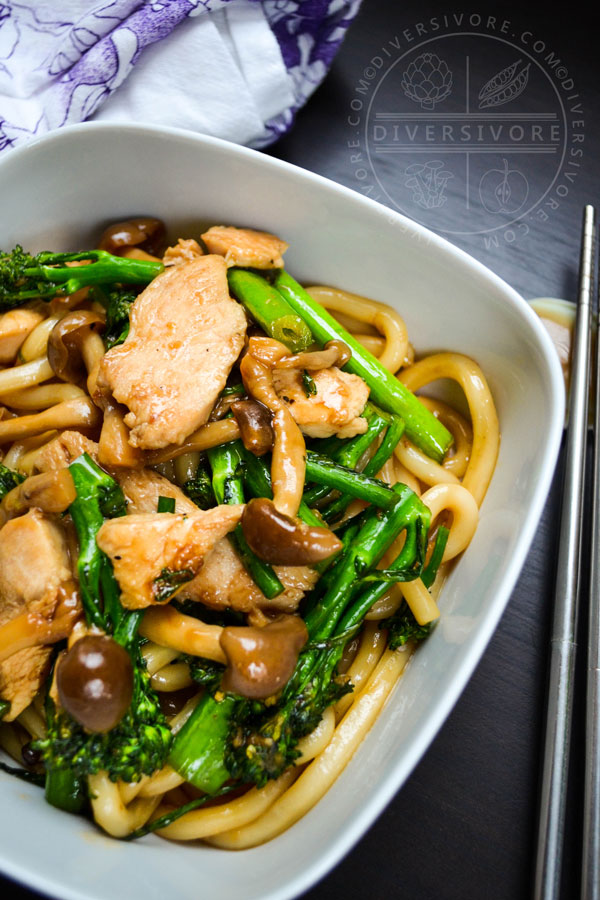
479;159;529;214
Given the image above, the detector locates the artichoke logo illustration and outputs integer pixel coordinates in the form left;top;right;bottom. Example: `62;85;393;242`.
400;53;452;110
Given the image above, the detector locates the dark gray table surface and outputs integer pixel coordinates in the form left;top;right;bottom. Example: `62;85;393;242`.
3;3;600;899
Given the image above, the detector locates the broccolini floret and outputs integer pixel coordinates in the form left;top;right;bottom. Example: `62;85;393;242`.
0;463;24;501
34;455;171;795
0;246;163;311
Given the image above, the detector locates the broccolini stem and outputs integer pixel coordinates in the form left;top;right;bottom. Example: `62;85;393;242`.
302;404;389;507
322;414;405;523
272;270;453;462
207;442;284;599
45;767;86;813
227;267;313;353
241;449;323;528
305;451;397;510
68;455;113;629
297;486;427;648
167;693;236;793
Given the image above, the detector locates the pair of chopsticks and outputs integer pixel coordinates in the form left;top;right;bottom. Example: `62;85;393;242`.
534;205;598;899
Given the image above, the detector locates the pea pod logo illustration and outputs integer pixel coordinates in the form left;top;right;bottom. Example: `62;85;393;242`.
479;159;529;214
478;59;530;109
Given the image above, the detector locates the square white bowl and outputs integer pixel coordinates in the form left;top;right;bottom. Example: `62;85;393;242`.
0;123;564;900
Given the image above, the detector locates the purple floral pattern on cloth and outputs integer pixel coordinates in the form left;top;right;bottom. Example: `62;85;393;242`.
0;0;361;152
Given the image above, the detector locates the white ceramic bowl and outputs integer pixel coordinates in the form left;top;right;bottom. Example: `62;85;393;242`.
0;123;564;900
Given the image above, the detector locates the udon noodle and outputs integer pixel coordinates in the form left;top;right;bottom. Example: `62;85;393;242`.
0;220;499;846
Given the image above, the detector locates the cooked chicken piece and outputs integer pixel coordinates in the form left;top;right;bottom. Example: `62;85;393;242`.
33;431;99;473
179;539;318;622
0;510;72;720
117;467;197;516
163;238;204;267
119;467;318;618
201;225;288;269
97;505;243;609
0;308;44;364
98;256;247;450
272;366;369;439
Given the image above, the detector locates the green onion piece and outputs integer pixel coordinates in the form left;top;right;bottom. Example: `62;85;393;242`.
421;525;450;589
157;496;176;514
125;784;238;840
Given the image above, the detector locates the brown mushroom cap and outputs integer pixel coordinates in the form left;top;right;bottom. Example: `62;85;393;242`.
220;615;308;699
241;497;343;566
231;399;274;456
98;217;166;256
47;310;105;384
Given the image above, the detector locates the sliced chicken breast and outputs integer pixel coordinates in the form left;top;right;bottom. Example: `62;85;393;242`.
273;366;369;438
98;255;247;449
201;225;288;269
96;505;243;609
0;510;73;720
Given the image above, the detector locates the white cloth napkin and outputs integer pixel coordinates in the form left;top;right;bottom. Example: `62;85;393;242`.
0;0;361;153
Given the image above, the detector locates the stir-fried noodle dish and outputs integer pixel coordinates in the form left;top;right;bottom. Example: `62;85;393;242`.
0;220;499;844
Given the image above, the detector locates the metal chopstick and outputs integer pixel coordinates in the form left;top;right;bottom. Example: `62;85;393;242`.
534;204;596;900
583;212;600;900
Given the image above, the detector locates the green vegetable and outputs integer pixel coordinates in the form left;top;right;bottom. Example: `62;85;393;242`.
207;441;284;599
153;567;195;603
421;525;450;589
0;699;10;720
186;656;226;692
305;451;398;510
322;413;405;523
183;459;216;510
301;370;317;397
157;496;176;514
227;267;312;352
168;693;236;793
272;270;453;461
240;448;325;530
382;600;434;649
45;767;86;813
125;784;237;840
92;285;139;349
0;463;24;501
0;246;163;310
303;403;389;508
169;483;432;791
225;484;430;787
34;455;171;802
0;761;44;787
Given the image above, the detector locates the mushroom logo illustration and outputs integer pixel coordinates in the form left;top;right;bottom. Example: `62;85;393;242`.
404;161;454;210
400;53;452;110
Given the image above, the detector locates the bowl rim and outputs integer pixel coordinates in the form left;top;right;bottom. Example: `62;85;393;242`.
0;121;566;900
